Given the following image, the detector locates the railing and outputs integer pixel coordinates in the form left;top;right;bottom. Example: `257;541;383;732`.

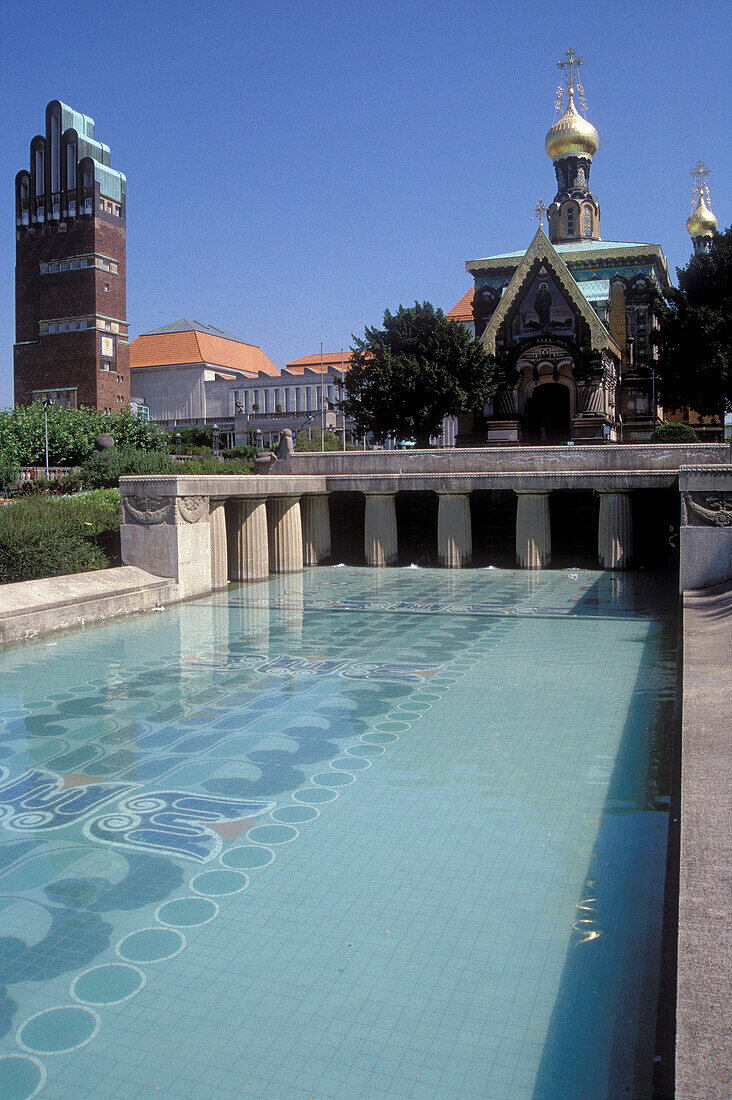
17;466;76;482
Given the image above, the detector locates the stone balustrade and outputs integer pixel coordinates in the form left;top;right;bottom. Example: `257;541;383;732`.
119;453;732;598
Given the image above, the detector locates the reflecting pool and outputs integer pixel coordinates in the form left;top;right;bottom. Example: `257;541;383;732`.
0;567;675;1099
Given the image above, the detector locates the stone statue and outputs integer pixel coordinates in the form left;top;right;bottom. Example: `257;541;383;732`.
274;428;295;460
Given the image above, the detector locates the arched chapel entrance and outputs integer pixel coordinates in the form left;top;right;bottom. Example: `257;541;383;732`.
526;383;571;444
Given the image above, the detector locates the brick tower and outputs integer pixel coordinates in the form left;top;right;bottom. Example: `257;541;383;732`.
14;101;129;410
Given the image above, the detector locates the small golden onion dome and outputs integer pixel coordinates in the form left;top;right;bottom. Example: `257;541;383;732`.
686;192;718;238
545;87;599;161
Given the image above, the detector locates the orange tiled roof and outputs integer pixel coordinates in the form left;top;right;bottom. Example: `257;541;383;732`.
284;351;354;374
130;329;279;376
446;287;475;322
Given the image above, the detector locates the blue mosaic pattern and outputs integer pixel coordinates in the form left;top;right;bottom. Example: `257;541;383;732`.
0;567;675;1098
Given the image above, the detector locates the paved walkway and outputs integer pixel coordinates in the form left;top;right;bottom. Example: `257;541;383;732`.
676;580;732;1099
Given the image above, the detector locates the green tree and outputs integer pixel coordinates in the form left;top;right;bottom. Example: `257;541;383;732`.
294;427;342;452
342;302;496;447
654;226;732;419
0;405;165;466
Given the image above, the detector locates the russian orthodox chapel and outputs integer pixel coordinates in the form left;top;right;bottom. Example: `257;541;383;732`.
450;50;686;445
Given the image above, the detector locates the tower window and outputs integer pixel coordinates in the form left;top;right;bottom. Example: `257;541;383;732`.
566;207;575;235
35;148;44;195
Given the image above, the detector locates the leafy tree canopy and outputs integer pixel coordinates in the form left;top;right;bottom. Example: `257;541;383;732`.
294;427;344;452
0;405;166;467
654;226;732;418
342;302;496;447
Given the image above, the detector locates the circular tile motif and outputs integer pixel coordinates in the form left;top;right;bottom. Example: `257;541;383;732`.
116;927;186;963
246;824;298;845
312;771;354;786
0;1054;45;1100
190;869;249;896
271;805;320;823
220;845;275;870
71;964;145;1006
292;787;337;805
330;756;370;771
395;709;423;720
361;732;399;745
155;897;219;928
373;721;410;733
347;745;385;758
17;1006;100;1055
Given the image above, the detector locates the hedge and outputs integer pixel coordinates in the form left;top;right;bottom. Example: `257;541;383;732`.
0;490;121;584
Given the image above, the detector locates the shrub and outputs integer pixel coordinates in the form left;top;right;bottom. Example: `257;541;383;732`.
0;490;121;583
652;422;700;443
0;452;19;497
80;448;176;488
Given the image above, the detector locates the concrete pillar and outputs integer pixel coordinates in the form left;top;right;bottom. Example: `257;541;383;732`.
598;491;633;570
301;494;331;565
364;492;398;566
437;492;472;568
209;498;229;589
268;496;303;574
515;491;551;569
227;497;269;581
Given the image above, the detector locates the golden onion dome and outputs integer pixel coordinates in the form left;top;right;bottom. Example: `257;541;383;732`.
545;87;599;161
686;191;718;238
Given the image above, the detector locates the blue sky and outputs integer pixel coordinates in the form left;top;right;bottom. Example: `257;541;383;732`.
0;0;729;407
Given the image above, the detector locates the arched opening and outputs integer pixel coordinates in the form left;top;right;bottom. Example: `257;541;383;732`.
526;383;571;444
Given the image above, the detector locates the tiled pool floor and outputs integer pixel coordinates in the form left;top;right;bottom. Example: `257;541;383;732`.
0;568;675;1098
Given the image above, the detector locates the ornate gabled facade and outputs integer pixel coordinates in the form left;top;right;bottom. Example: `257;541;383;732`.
450;51;673;445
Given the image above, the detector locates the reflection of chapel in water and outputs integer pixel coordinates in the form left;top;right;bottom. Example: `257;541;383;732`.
449;50;674;445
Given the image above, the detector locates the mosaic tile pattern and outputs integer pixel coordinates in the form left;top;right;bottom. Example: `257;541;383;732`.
0;568;675;1098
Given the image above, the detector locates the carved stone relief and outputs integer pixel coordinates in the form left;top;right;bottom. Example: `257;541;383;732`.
177;496;208;524
122;494;175;526
682;492;732;527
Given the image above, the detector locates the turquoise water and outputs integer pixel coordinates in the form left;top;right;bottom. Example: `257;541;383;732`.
0;567;675;1099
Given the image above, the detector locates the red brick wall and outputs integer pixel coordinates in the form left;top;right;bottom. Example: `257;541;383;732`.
14;212;129;409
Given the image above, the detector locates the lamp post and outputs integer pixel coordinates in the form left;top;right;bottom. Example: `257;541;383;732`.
175;431;182;456
255;428;262;454
43;398;51;479
212;423;220;457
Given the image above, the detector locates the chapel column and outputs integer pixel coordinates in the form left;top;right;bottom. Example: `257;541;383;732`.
226;497;269;581
364;492;398;566
301;494;331;565
437;492;472;568
268;496;304;574
515;491;551;569
209;497;229;589
597;491;633;570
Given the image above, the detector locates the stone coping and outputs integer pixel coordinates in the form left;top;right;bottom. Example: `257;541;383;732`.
0;566;177;645
285;443;729;476
120;470;682;496
676;580;732;1098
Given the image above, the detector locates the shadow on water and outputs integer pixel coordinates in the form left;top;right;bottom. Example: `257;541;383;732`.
531;573;676;1100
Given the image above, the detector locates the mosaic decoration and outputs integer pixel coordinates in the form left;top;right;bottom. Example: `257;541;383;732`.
0;567;676;1099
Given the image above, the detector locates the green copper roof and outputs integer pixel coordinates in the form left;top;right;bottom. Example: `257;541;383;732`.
142;319;246;343
468;240;661;265
58;101;126;202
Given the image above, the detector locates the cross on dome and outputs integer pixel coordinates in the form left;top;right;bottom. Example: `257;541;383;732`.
555;48;587;112
690;159;711;206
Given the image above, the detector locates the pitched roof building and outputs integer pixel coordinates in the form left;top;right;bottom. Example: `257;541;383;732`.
128;319;279;424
